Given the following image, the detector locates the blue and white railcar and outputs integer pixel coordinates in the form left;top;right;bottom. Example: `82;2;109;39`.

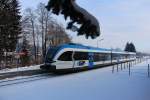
41;43;136;71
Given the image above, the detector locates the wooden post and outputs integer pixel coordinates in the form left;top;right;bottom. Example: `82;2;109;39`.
148;64;149;77
124;63;126;69
117;63;118;72
129;62;131;67
112;65;114;73
129;63;131;76
121;63;122;70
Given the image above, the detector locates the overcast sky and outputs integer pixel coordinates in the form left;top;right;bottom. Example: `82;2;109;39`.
19;0;150;53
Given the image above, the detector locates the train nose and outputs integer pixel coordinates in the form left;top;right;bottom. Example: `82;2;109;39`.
40;63;56;71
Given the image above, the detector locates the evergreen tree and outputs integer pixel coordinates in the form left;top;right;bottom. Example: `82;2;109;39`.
0;0;21;63
7;0;21;52
124;42;130;52
124;42;136;52
130;42;136;52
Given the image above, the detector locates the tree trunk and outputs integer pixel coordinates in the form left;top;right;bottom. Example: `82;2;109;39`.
31;20;36;63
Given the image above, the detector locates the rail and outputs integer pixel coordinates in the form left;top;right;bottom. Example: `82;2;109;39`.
0;73;56;87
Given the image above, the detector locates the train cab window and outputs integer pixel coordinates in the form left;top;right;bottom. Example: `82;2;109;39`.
45;46;59;61
58;51;73;61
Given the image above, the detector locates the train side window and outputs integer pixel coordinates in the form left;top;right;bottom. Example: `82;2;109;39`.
93;53;100;62
112;53;118;60
93;53;103;62
93;53;111;62
58;51;73;61
74;52;88;60
105;53;111;60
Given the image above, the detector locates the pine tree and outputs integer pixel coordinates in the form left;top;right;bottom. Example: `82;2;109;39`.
124;42;130;52
7;0;21;52
124;42;136;52
130;43;136;52
0;0;21;65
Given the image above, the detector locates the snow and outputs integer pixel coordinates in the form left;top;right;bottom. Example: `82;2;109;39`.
0;65;41;74
0;60;150;100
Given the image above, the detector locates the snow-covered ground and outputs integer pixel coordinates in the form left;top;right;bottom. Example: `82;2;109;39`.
0;60;150;100
0;65;41;74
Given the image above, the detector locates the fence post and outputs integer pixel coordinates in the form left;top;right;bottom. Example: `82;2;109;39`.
112;65;114;73
117;63;119;72
121;63;122;70
124;63;126;69
148;64;149;77
129;63;131;76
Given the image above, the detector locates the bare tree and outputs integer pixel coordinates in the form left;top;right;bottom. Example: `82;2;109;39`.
47;21;71;46
22;3;72;64
23;8;37;62
35;25;40;63
36;3;52;60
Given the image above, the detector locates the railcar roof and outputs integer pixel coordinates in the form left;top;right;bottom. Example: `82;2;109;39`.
60;43;111;51
54;43;135;55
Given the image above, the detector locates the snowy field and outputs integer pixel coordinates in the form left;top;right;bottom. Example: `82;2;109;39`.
0;60;150;100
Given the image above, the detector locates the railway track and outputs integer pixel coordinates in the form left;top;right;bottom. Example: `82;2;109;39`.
0;69;50;80
0;73;56;87
0;59;142;87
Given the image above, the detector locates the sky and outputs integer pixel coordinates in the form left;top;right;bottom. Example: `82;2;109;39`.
19;0;150;53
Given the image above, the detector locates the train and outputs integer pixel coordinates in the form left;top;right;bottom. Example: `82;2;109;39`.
40;43;136;72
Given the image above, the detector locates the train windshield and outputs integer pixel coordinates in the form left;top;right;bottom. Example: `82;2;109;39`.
45;46;60;62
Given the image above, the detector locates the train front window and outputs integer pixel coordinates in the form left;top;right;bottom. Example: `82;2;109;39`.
46;47;59;61
58;51;73;61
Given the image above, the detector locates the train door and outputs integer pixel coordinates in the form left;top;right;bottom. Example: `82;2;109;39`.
88;52;94;68
117;54;121;63
73;51;88;68
72;51;75;68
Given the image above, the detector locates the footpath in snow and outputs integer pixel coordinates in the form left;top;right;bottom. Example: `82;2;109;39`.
0;60;150;100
